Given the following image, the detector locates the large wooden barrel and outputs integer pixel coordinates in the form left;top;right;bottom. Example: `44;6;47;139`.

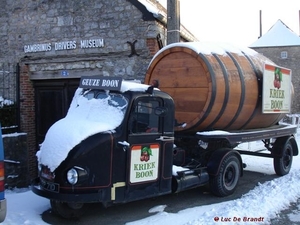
145;42;288;132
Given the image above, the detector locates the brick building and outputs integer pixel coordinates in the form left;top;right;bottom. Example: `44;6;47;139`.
249;19;300;113
0;0;197;184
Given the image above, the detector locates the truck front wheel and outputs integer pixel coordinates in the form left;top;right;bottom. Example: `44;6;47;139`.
209;153;241;197
50;200;86;219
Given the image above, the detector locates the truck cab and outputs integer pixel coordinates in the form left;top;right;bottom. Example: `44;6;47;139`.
32;76;178;218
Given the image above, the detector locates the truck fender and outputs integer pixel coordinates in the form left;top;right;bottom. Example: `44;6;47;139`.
206;148;243;177
272;136;298;157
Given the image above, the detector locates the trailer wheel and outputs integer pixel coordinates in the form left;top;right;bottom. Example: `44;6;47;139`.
273;140;293;176
50;200;86;219
209;153;241;197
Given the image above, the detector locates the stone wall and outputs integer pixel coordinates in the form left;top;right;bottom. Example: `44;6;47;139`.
2;133;29;188
6;0;163;78
251;46;300;113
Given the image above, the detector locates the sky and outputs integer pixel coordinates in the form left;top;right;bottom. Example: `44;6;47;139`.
157;0;300;47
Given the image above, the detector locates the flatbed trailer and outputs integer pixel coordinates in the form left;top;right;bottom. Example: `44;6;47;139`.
193;124;298;176
196;124;297;143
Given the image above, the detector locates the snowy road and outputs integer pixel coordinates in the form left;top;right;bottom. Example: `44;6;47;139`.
38;169;291;225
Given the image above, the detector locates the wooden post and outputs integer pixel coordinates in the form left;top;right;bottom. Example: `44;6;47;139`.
259;10;262;39
167;0;180;44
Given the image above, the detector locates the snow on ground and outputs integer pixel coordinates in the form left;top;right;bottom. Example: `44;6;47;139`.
2;132;300;225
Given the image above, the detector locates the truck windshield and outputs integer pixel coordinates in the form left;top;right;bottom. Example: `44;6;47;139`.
83;90;128;113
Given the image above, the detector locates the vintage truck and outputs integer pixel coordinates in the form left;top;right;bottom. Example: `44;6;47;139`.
32;42;298;218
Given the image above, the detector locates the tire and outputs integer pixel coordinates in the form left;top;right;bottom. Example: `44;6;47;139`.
209;153;241;197
50;200;86;219
273;141;293;176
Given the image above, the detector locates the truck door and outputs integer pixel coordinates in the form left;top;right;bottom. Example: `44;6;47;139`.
126;97;173;202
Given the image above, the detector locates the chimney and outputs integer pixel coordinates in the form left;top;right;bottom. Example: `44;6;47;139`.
167;0;180;44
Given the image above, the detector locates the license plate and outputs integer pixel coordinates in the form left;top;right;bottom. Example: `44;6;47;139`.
40;179;59;193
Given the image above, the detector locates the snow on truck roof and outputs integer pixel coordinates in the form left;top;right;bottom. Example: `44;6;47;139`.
121;80;153;92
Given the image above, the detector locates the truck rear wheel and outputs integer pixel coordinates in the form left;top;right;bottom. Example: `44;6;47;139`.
50;200;86;219
209;153;241;197
273;140;293;176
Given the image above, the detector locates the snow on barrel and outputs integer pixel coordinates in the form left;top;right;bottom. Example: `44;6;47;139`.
145;42;290;132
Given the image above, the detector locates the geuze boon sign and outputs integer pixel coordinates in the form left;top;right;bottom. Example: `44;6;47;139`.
262;64;291;113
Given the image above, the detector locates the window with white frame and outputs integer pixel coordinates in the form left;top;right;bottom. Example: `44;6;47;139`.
280;51;288;59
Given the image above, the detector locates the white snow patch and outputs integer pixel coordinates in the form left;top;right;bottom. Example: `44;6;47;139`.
149;205;167;213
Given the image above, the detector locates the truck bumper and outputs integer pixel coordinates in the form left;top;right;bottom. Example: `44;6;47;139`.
0;198;7;222
31;177;108;203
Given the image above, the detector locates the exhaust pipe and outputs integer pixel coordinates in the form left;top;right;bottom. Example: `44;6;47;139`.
172;168;209;193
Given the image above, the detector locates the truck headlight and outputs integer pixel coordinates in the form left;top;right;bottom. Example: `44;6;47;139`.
66;166;88;185
67;168;78;185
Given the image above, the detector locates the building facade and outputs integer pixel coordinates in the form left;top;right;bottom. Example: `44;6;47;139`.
250;20;300;114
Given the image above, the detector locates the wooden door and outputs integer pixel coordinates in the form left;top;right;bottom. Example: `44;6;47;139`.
34;79;79;145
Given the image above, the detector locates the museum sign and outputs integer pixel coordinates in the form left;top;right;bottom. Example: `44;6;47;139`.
24;38;104;53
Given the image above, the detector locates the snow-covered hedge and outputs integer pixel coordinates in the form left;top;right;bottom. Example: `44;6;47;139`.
0;96;16;131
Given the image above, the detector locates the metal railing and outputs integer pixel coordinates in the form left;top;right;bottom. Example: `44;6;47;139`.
0;63;19;134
